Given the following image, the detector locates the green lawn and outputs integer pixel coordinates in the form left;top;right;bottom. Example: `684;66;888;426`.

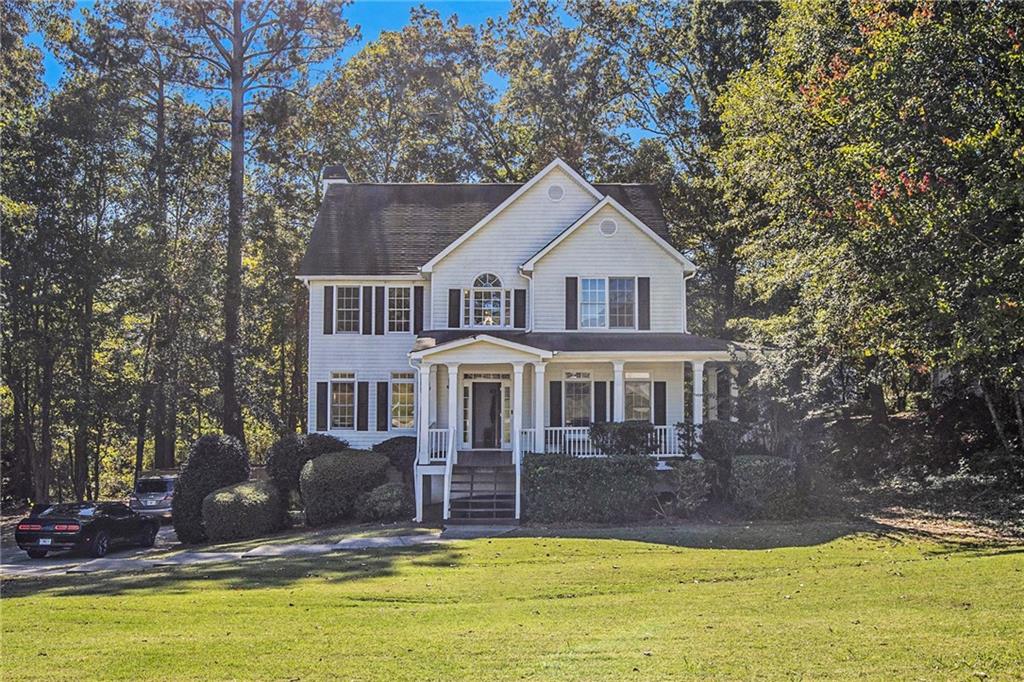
2;523;1022;680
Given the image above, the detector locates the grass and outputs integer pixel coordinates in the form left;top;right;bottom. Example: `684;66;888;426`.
2;522;1022;680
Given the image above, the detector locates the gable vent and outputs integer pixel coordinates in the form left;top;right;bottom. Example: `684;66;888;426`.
599;218;618;236
547;184;564;201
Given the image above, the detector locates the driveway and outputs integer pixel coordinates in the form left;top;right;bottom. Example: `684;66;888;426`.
1;524;178;577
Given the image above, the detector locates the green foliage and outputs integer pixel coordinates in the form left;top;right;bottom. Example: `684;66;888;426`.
664;459;710;517
172;435;250;544
372;436;417;493
265;433;348;502
201;480;284;542
729;456;798;519
356;482;414;523
299;450;389;526
589;421;657;457
522;454;655;523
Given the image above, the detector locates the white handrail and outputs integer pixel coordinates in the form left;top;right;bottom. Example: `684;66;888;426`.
427;428;449;462
442;427;456;519
519;428;536;454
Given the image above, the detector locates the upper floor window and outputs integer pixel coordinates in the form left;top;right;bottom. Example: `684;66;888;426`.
464;273;513;327
335;286;360;333
580;277;636;329
388;287;411;333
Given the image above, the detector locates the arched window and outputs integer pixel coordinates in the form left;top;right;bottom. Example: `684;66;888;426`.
465;273;510;326
473;273;502;288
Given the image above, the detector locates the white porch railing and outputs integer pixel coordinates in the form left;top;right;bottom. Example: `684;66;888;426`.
442;428;456;520
519;428;536;454
427;428;450;462
542;425;686;457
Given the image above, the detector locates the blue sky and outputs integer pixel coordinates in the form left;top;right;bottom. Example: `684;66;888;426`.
34;0;514;87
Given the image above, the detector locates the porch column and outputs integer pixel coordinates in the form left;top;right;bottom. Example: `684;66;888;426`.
533;361;546;453
512;362;525;520
446;364;460;444
414;471;423;523
707;366;719;421
428;364;438;424
729;365;739;423
417;363;432;464
612;360;625;422
692;360;705;439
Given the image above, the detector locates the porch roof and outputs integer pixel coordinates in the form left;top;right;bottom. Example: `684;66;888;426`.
413;330;746;356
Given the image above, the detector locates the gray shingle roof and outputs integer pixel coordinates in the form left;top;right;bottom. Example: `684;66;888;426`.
412;330;742;354
297;183;670;276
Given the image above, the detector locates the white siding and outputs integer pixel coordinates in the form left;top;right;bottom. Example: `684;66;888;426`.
429;167;599;329
541;361;686;427
306;278;428;449
531;204;686;332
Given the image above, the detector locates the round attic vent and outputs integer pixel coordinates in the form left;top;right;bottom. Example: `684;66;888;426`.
599;218;618;236
547;184;565;201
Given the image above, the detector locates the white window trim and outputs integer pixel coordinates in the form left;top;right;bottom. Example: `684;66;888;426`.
333;285;362;335
385;285;413;335
389;373;416;431
563;379;595;426
578;276;638;331
461;288;524;330
461;374;513;450
624;379;655;423
329;371;358;431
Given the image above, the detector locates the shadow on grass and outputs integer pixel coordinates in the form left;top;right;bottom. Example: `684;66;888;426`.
509;516;1024;553
0;542;462;601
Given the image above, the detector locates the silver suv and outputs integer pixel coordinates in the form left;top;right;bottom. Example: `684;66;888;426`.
129;475;177;521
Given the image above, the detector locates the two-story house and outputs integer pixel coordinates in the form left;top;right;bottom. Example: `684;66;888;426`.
297;159;743;524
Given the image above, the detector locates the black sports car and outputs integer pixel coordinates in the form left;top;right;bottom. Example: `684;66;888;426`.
15;502;160;559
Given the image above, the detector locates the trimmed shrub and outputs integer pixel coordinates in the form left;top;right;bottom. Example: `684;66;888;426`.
589;420;658;457
172;434;250;544
699;421;750;501
523;454;655;523
667;459;710;517
356;482;414;522
372;436;417;492
299;450;389;526
265;433;348;502
202;480;284;542
730;456;799;519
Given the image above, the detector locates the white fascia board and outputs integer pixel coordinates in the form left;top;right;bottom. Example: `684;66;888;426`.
420;158;603;274
549;349;746;363
521;196;697;273
409;334;554;360
300;274;425;282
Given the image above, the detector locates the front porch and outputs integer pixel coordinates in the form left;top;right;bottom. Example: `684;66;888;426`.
409;334;744;523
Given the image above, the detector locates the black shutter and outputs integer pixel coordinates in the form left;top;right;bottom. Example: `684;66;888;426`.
609;381;615;421
357;382;369;431
565;277;578;330
514;289;527;328
413;286;424;333
323;286;334;335
374;286;385;335
448;289;461;328
594;381;608;423
316;382;329;431
549;381;562;427
654;381;667;426
376;381;389;432
361;286;373;335
638;277;651;330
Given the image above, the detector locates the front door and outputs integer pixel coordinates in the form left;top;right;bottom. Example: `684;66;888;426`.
471;382;502;449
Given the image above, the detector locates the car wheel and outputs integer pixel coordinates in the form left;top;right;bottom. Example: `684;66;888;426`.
90;530;110;558
141;523;158;548
26;549;48;559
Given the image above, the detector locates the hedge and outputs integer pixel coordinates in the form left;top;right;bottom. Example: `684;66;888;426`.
372;436;417;493
172;434;250;544
729;456;798;518
202;480;284;542
266;433;348;503
522;454;655;523
299;450;390;526
356;482;414;522
589;420;657;457
666;459;710;517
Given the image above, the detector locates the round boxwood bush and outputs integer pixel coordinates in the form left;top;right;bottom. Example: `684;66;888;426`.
266;433;348;502
299;450;389;526
202;480;284;542
729;455;799;519
356;482;414;522
372;436;417;492
172;434;250;544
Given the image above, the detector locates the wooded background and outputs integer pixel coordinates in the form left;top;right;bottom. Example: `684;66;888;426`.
3;0;1022;505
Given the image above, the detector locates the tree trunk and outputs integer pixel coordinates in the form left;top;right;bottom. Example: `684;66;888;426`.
1013;390;1024;449
864;356;889;425
72;286;94;501
980;381;1014;454
33;347;55;504
220;0;246;445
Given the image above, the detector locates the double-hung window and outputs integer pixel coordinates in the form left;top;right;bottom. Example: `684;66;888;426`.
564;373;593;426
464;273;511;327
624;377;652;422
330;371;356;429
579;277;636;329
388;287;411;333
335;286;360;333
390;372;415;429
